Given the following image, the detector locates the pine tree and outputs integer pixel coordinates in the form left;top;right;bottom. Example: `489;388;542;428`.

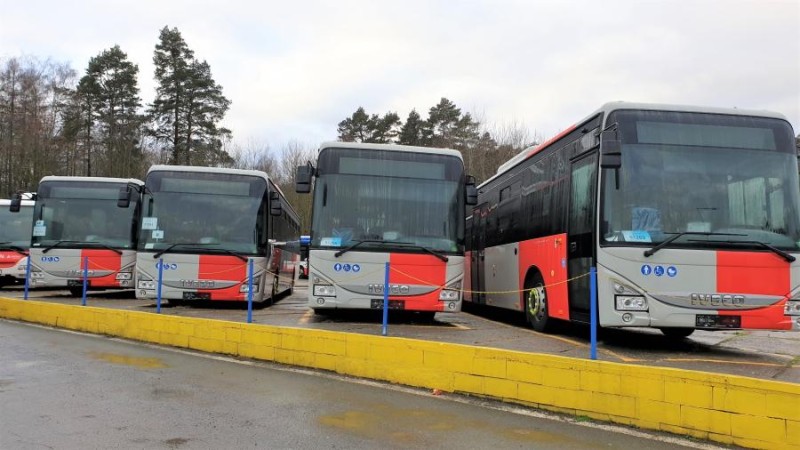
337;107;400;143
337;107;371;142
149;26;231;166
77;45;143;177
398;109;425;146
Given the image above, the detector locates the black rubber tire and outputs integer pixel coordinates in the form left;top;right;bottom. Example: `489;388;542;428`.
68;286;85;297
660;327;695;339
524;272;552;332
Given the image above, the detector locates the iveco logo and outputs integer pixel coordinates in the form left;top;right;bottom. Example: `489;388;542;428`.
180;279;216;289
66;269;94;276
367;284;410;295
40;256;60;263
690;293;746;307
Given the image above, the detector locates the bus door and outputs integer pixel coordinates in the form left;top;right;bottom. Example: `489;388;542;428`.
567;153;598;322
470;203;489;304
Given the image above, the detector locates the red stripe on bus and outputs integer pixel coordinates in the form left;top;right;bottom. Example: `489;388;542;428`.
389;253;447;311
198;255;247;301
518;234;569;320
716;251;791;330
0;251;24;268
525;125;578;160
81;249;122;288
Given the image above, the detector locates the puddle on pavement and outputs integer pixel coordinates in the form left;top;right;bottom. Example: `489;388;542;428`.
88;352;167;369
318;404;571;445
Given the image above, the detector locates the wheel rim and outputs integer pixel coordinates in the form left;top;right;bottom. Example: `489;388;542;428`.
526;283;546;321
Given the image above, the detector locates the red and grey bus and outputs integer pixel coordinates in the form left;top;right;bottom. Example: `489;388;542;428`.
21;176;143;296
296;142;477;318
134;166;299;304
1;196;34;288
466;102;800;336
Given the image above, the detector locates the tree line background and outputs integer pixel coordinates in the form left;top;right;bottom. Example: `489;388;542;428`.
2;25;798;232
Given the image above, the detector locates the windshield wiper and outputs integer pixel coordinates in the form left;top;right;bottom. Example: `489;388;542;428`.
0;242;27;255
334;239;449;262
334;240;384;258
687;238;796;263
41;240;81;253
152;242;215;259
643;232;745;258
79;242;123;255
183;246;248;262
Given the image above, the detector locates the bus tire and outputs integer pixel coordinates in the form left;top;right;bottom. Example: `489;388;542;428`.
660;327;695;339
524;272;552;332
68;286;84;297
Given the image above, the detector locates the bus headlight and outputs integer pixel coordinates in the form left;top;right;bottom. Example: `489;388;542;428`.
313;284;336;297
785;300;800;316
615;295;648;311
439;289;459;301
240;277;261;293
138;280;155;290
116;272;132;280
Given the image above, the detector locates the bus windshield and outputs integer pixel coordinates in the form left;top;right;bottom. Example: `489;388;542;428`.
32;182;139;249
601;111;800;251
139;171;267;255
0;204;33;248
311;148;465;253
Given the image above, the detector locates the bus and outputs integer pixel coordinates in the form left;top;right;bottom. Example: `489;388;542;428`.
21;176;143;296
465;102;800;336
0;196;34;288
295;142;477;318
134;165;300;304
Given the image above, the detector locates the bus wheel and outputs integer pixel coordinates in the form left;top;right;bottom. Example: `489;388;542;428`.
525;273;551;332
68;286;84;297
660;327;695;339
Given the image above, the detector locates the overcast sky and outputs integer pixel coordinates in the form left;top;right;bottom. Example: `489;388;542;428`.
2;0;799;151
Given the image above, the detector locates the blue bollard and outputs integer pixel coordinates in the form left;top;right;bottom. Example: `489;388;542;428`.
381;262;390;336
590;266;598;360
81;256;88;306
23;255;31;300
156;258;164;314
247;259;254;323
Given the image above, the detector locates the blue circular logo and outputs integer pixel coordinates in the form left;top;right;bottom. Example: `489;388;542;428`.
333;263;342;272
654;266;665;277
641;265;652;276
155;262;178;270
40;256;60;263
352;264;361;273
667;266;677;277
342;264;351;272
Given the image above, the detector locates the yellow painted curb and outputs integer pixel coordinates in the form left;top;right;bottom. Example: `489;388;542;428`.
1;297;798;449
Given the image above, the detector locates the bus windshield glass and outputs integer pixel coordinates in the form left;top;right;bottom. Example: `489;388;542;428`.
601;111;800;251
0;204;33;248
311;147;465;253
139;171;267;255
32;181;139;249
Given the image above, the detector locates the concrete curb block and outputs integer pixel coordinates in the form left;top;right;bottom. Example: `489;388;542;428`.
1;297;798;449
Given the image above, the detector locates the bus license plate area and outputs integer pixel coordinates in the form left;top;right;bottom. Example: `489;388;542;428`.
68;280;89;288
695;314;741;329
370;299;405;310
183;292;211;301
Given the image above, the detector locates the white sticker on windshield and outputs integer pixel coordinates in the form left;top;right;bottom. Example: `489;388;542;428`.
152;229;164;239
622;230;652;243
33;225;46;237
142;217;158;230
320;237;342;247
145;243;154;249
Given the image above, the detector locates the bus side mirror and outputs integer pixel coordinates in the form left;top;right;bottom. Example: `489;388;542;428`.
465;175;478;206
295;163;313;194
600;130;622;169
9;193;21;213
117;186;132;208
270;191;282;216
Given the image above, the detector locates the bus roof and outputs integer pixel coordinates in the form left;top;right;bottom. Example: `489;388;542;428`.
485;101;792;188
40;176;143;186
318;141;464;161
147;165;271;182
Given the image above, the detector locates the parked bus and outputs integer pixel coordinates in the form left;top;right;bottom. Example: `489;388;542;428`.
0;196;34;288
135;166;300;304
466;102;800;336
19;176;143;296
296;142;477;317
